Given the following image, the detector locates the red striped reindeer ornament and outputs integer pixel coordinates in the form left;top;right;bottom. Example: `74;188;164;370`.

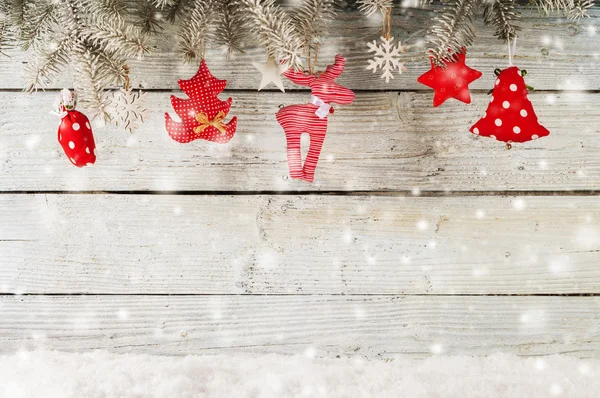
276;55;355;183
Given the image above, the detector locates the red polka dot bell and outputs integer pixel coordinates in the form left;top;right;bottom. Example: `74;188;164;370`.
470;66;550;143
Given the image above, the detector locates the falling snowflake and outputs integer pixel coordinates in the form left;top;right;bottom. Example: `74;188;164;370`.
366;36;408;83
109;88;149;134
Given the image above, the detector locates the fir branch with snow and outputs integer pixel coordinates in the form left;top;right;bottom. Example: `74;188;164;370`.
24;0;149;122
428;0;478;65
484;0;521;42
530;0;595;19
178;0;216;62
357;0;392;16
215;0;249;56
0;2;13;56
292;0;337;72
240;0;304;70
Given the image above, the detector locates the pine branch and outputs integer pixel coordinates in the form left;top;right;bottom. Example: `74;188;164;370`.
357;0;392;16
130;0;165;34
84;19;150;59
292;0;336;50
215;0;248;56
240;0;304;70
19;1;57;51
0;3;13;56
484;0;521;41
24;0;149;121
529;0;594;19
178;0;215;62
567;0;594;20
25;35;72;91
163;0;191;22
151;0;176;8
85;0;127;22
428;0;479;65
72;47;113;121
7;0;26;27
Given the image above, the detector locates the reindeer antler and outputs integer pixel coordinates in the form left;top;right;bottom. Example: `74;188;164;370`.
321;54;346;80
283;69;316;87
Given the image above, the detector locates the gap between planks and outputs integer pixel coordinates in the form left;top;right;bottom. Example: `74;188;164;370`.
1;293;600;297
0;190;599;196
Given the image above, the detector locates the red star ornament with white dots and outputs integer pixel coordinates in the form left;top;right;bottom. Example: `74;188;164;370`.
417;50;482;107
470;66;550;143
165;59;237;144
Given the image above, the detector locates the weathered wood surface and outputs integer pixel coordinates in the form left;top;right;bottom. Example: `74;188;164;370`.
1;194;599;295
1;6;599;360
0;8;598;91
1;295;599;358
0;91;598;191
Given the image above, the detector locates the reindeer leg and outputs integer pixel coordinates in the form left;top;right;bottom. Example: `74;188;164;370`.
302;129;326;183
285;130;304;180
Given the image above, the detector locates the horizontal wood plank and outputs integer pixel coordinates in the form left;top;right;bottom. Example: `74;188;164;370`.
1;295;598;358
0;91;599;191
0;8;598;91
1;194;599;295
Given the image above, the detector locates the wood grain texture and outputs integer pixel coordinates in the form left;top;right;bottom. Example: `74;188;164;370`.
0;8;597;91
2;194;599;295
0;91;598;191
1;295;599;358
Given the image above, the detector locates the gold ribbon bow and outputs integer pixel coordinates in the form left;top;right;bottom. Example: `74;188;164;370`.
194;111;227;135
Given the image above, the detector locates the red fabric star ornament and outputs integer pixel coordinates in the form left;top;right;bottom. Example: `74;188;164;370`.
470;66;550;143
417;50;482;107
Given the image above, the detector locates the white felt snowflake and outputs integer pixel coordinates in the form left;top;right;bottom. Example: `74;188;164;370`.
366;36;408;83
110;88;149;134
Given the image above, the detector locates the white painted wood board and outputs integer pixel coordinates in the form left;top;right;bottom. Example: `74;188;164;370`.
1;295;598;358
0;91;598;191
1;194;598;295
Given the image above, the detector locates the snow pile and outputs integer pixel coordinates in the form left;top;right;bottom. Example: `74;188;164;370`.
0;351;598;397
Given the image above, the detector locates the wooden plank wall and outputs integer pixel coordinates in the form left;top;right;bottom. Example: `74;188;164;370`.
0;6;599;359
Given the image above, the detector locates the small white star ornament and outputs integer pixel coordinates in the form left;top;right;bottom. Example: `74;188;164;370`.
252;56;288;92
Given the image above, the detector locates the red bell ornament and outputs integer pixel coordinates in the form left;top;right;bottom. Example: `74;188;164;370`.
54;89;97;167
470;67;549;143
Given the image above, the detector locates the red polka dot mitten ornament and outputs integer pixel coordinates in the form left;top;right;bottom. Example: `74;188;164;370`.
165;59;237;144
54;89;96;167
470;67;549;143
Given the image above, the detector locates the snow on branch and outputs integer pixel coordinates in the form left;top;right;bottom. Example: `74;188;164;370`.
483;0;521;42
428;0;478;65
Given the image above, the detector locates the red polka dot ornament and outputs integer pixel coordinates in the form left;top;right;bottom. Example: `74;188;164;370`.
470;66;549;144
53;89;96;167
165;59;237;144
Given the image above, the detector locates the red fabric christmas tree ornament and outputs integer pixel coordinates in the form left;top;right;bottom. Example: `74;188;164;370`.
417;49;482;107
470;66;549;143
165;59;237;144
54;89;96;167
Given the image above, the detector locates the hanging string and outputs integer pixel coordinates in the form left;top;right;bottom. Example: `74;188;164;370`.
382;7;392;40
507;36;517;66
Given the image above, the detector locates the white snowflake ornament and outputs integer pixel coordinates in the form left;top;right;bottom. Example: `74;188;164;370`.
366;36;408;83
110;88;149;134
